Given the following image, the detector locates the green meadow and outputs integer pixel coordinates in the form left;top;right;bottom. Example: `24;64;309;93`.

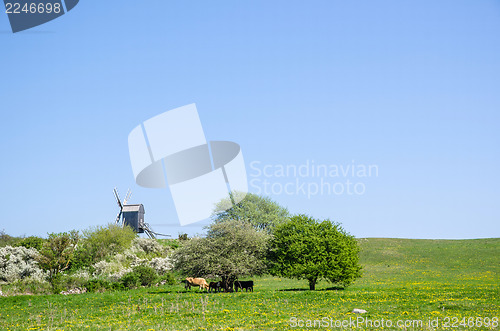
0;238;498;330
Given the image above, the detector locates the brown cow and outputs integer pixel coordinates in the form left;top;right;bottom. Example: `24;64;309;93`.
185;277;209;291
208;281;222;293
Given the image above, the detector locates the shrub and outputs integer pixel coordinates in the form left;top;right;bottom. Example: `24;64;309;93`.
16;236;45;251
85;278;114;293
0;277;51;295
0;246;46;283
158;273;176;285
132;265;158;286
120;272;140;289
131;238;166;257
0;230;22;248
37;231;79;291
70;268;91;281
92;260;123;276
158;239;180;250
120;265;158;289
60;273;88;291
111;281;125;291
49;272;64;294
71;224;136;270
91;260;132;282
149;257;173;275
113;250;138;265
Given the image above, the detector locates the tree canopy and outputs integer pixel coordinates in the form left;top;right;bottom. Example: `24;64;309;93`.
173;219;268;289
266;214;361;290
37;231;79;277
212;192;290;233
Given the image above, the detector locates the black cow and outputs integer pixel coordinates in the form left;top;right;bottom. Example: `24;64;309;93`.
208;281;222;293
234;280;254;292
181;279;191;290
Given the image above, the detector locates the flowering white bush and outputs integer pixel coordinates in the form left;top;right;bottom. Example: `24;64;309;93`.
114;250;138;265
129;257;150;269
87;239;173;282
149;257;173;275
0;246;46;283
107;267;132;282
131;238;167;256
71;269;91;281
92;260;133;281
92;260;122;277
128;256;173;275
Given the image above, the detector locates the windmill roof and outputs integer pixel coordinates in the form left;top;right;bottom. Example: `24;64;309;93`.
122;204;144;212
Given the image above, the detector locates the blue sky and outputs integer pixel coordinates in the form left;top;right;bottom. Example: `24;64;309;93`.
0;0;499;239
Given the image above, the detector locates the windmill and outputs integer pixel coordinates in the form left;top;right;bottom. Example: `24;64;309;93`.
113;187;167;239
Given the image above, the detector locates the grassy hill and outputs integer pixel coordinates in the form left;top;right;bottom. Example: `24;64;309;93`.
0;238;498;330
358;238;499;286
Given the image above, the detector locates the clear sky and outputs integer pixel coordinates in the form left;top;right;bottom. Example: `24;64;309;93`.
0;0;499;239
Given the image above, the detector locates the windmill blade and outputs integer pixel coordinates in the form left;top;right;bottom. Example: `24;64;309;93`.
113;188;123;209
123;189;132;205
115;211;122;224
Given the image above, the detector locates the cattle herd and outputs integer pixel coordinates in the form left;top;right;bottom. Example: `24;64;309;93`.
183;277;254;293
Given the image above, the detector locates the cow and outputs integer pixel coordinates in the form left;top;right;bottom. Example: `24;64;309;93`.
185;277;209;291
234;280;254;292
181;279;190;289
208;281;222;293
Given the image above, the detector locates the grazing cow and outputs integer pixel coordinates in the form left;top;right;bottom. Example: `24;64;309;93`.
181;279;190;290
234;280;254;292
185;277;209;291
208;281;222;293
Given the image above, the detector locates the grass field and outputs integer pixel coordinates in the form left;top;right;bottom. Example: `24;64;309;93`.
0;238;498;330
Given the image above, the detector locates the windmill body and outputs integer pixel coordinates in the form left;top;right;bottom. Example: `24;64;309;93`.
122;204;145;234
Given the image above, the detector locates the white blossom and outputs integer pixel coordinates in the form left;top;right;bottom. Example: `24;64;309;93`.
0;246;46;283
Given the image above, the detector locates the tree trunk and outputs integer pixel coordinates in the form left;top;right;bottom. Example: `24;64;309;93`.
221;275;235;292
308;278;317;290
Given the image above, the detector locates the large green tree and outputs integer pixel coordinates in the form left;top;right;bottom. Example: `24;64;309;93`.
173;219;268;290
212;192;290;234
267;215;361;290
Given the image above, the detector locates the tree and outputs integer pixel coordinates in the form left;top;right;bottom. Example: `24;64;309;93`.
267;215;361;290
37;231;79;292
212;192;290;234
173;219;268;290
